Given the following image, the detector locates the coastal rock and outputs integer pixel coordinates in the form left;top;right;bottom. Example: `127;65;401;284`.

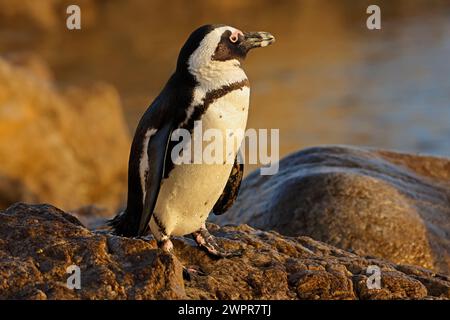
210;145;450;275
1;203;449;300
0;203;184;299
0;57;130;212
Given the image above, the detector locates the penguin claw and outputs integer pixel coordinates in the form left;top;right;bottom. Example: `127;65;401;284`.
192;225;244;259
225;248;244;258
182;265;206;280
204;247;244;259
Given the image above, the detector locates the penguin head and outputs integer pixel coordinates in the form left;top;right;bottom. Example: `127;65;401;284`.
176;24;275;81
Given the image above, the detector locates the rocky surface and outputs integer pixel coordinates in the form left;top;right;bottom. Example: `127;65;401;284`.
0;57;130;212
210;145;450;275
1;203;449;300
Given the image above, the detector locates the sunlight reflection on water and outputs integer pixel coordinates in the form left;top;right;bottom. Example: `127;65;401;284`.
1;0;449;167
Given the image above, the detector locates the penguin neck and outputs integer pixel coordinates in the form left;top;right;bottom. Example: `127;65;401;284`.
190;60;247;90
187;60;248;106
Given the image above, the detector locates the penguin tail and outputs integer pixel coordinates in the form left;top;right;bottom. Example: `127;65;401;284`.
108;208;148;237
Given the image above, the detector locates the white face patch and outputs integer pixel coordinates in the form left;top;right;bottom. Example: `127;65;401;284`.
187;26;248;98
139;128;157;205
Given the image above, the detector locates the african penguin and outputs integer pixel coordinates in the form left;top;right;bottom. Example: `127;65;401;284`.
110;24;275;262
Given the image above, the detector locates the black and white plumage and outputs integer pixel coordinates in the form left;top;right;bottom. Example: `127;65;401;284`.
110;24;274;259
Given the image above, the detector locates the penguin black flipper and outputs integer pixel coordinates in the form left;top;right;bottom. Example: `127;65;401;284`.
109;116;175;238
212;156;243;215
137;123;173;236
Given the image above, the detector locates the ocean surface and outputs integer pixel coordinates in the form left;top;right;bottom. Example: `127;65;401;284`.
2;0;449;171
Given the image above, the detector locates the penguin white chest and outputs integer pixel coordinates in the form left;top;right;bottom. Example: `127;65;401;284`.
151;87;250;238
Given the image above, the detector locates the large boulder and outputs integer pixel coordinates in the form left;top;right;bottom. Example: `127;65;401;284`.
210;146;450;275
0;203;449;300
0;57;130;212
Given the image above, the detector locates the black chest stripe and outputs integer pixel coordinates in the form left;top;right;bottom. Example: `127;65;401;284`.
182;79;250;131
163;79;250;179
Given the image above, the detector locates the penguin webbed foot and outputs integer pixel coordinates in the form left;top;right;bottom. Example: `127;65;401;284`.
192;226;243;259
157;238;206;280
157;238;174;253
182;265;206;281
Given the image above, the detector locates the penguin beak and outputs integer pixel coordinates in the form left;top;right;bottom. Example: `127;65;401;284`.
242;31;275;50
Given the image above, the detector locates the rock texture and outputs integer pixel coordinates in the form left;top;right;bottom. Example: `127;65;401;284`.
210;145;450;275
1;203;449;300
0;203;184;299
0;57;130;212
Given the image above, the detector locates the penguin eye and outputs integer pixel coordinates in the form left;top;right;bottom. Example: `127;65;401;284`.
229;34;239;43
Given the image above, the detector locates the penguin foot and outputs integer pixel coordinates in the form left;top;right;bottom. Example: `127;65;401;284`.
182;265;206;281
192;226;243;259
156;239;206;280
157;238;174;253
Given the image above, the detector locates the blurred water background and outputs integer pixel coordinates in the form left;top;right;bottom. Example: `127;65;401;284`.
1;0;450;163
